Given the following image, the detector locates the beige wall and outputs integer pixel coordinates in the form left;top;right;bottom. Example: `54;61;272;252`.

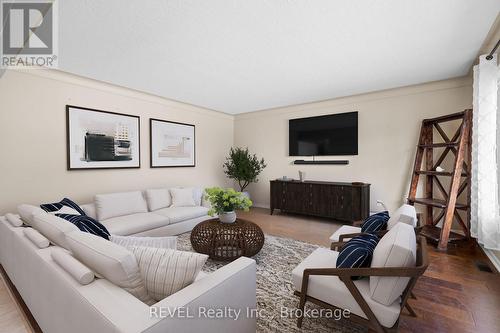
0;69;474;218
234;78;473;213
0;69;233;214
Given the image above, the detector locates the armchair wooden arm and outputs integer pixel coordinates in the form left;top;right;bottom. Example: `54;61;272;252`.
332;230;389;250
297;237;428;333
330;241;347;251
338;231;388;242
338;232;369;242
302;265;426;279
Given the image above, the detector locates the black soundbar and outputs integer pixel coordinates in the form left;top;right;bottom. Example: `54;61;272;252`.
293;160;349;165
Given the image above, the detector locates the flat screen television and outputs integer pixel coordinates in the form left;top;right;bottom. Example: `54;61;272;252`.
289;111;358;156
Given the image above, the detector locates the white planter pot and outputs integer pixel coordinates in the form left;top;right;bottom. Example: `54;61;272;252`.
219;211;237;223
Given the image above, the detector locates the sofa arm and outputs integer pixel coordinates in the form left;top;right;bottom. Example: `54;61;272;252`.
144;257;256;333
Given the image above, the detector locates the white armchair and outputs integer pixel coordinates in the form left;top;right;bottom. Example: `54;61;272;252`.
329;204;418;243
293;223;428;333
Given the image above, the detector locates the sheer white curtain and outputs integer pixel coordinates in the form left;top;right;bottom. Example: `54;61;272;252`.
471;54;500;250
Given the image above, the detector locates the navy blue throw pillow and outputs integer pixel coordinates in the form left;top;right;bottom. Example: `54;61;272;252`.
336;234;379;279
56;214;110;240
361;211;390;233
40;198;87;216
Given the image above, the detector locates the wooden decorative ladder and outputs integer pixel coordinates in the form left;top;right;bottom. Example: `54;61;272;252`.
407;109;472;251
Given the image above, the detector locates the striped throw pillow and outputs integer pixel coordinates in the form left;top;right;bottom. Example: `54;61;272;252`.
131;246;208;301
56;214;110;240
110;235;177;250
40;198;87;216
361;211;390;233
336;234;379;279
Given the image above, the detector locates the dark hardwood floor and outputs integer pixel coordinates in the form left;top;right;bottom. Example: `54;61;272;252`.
399;241;500;333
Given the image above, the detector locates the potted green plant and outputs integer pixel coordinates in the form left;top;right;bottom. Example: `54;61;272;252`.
204;187;253;223
223;147;266;197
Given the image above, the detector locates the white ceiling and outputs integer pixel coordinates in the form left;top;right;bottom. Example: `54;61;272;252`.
59;1;500;114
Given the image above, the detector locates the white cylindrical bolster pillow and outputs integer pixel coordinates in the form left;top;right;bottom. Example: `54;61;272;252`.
51;249;95;285
6;213;23;227
24;228;50;248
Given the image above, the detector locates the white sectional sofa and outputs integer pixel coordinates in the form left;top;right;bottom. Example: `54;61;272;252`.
80;188;212;237
0;187;257;333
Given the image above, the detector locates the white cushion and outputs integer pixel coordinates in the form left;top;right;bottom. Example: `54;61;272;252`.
131;246;207;301
170;188;196;207
32;213;80;250
23;228;50;248
17;204;46;226
329;225;362;242
101;213;169;236
292;248;401;328
191;187;203;206
80;203;97;220
65;231;154;305
95;191;148;221
110;235;177;250
145;188;171;211
51;248;95;285
5;213;23;227
370;223;416;306
154;206;209;224
387;204;417;230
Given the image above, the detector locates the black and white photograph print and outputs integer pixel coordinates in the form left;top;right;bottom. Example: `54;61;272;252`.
66;105;140;170
150;119;195;167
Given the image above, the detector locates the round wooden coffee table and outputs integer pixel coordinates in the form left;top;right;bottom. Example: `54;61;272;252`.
190;218;265;261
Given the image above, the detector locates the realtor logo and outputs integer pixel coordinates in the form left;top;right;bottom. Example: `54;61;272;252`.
1;0;58;68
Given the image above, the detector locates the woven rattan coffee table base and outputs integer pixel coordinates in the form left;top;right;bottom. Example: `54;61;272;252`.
190;218;265;261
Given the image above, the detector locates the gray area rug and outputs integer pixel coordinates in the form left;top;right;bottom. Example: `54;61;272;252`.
177;233;363;333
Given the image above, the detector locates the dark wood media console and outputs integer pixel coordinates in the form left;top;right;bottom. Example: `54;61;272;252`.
270;180;370;222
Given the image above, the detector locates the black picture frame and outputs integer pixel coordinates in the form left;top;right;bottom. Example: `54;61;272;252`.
150;118;196;168
66;105;141;170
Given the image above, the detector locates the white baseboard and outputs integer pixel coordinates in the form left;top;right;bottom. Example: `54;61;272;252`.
483;248;500;273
